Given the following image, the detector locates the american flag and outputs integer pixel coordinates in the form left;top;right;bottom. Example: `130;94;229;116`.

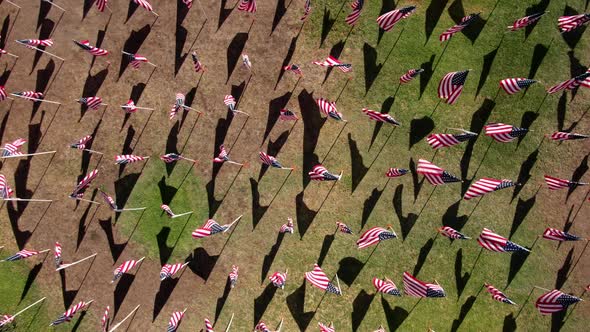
1;138;26;157
0;314;14;327
73;40;108;56
544;175;585;190
269;271;287;288
485;283;516;305
255;321;270;332
386;168;408;178
183;0;192;9
345;0;364;26
279;218;294;233
427;130;477;149
438;70;469;104
279;109;298;121
160;153;183;163
237;0;256;13
229;265;239;288
316;98;344;121
12;91;44;100
373;326;386;332
305;264;341;295
416;159;461;185
535;289;581;314
96;0;108;12
115;154;147;165
224;95;236;111
99;190;118;210
356;226;397;249
191;219;230;238
170;93;185;120
308;164;341;181
204;318;214;332
101;306;110;332
313;56;352;73
161;204;175;217
463;178;515;200
300;0;312;21
259;152;283;168
160;262;187;280
122;99;137;113
213;144;229;163
361;108;400;126
484;123;528;142
241;53;252;70
376;6;416;31
167;310;185;332
403;272;446;298
2;249;40;262
438;226;470;240
439;13;479;42
77;96;103;110
0;174;13;198
50;301;90;326
549;131;589;141
542;228;581;242
191;52;204;72
54;242;63;268
547;71;590;94
70;135;92;150
70;169;99;198
112;259;141;282
17;39;53;47
125;53;148;69
558;13;590;33
499;78;536;95
477;228;529;252
508;12;546;31
373;277;401;296
283;64;303;76
319;322;336;332
336;221;353;234
400;68;424;84
134;0;154;12
0;86;7;101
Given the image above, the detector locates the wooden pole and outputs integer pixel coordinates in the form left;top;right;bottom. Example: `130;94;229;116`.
14;41;65;61
1;51;19;58
335;273;343;296
2;198;53;202
120;105;154;111
232;109;250;116
56;253;97;271
225;160;244;166
224;313;234;332
180;156;197;163
224;215;243;232
108;304;140;332
1;151;57;159
4;0;21;9
42;0;67;12
114;207;147;212
171;211;193;218
11;94;61;104
11;297;46;319
533;286;551;292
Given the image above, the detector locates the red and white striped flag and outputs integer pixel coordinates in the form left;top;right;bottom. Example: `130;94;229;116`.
160;204;175;217
229;265;239;288
279;218;294;233
427;130;477;149
0;174;13;199
283;64;303;76
508;12;546;31
73;40;108;56
279;108;298;121
319;322;335;332
477;228;529;252
376;6;416;31
356;226;397;249
204;318;214;332
77;96;103;110
50;301;91;326
542;228;581;242
463;178;515;200
336;221;353;234
345;0;365;26
558;14;590;33
54;242;63;268
403;271;446;298
125;53;149;69
499;78;537;95
170;93;186;120
192;52;204;72
535;289;581;314
115;155;147;165
192;219;232;238
440;14;479;41
1;138;26;157
386;168;408;178
112;259;142;282
213;144;229;163
70;135;92;150
485;283;516;305
133;0;154;12
122;99;137;113
224;95;237;112
17;39;53;48
548;131;589;141
12;91;44;101
0;86;7;101
167;310;185;332
400;68;424;84
438;226;469;240
241;53;252;70
438;70;469;104
313;56;352;73
416;159;461;185
373;277;401;296
544;175;585;190
0;314;15;327
96;0;108;12
269;271;287;288
305;264;341;295
101;306;110;332
309;164;342;181
255;321;270;332
300;0;312;21
361;108;400;126
237;0;256;13
316;98;344;121
183;0;193;9
484;123;528;142
547;71;590;94
100;190;118;211
70;169;99;198
2;249;41;262
160;262;187;280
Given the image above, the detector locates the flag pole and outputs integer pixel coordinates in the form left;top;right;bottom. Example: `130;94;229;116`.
1;51;19;58
14;41;65;61
225;160;244;166
108;304;140;332
224;215;243;232
195;0;208;20
42;0;67;11
82;149;104;155
533;286;551;292
171;211;193;218
224;313;234;332
120;105;154;111
179;156;197;163
335;273;343;296
2;198;53;202
10;297;46;319
276;318;284;332
1;151;57;159
10;93;62;104
56;253;97;271
183;105;202;113
114;207;147;212
70;197;102;205
232;109;250;116
4;0;21;9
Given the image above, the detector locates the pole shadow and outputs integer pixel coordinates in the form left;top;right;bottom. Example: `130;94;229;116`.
361;187;384;229
253;283;278;326
351;290;375;331
393;185;418;240
260;233;285;283
286;281;315;331
450;296;477;332
425;0;449;43
349;133;369;192
413;237;435;276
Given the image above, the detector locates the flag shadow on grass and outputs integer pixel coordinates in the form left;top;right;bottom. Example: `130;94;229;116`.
349;133;369;193
450;296;477;332
215;278;233;323
259;130;291;180
317;234;335;267
20;262;43;302
153;277;181;321
424;0;449;43
369;97;395;149
254;283;278;327
260;233;285;284
262;93;292;146
454;248;471;299
337;257;365;287
506;237;538;288
460;99;494;185
6;203;33;249
226;33;249;83
30;19;54;73
566;155;588;201
250;178;270;230
115;171;143;211
218;0;234;30
187;247;220;282
509;195;536;240
286;281;315;331
361;187;384;229
382;296;414;332
352;290;375;332
448;0;486;44
524;0;549;39
100;218;129;263
555;248;574;290
320;2;346;47
322;40;346;85
271;0;289;35
561;6;587;50
419;55;436;99
118;25;152;80
393;185;418;241
413;238;435;277
511;151;539;201
174;0;200;76
409;116;435;150
31;60;55;119
59;255;96;309
275;37;298;90
80;119;103;177
80;68;109;121
296;191;318;240
114;274;138;318
299;90;326;189
363;43;383;95
76;191;100;250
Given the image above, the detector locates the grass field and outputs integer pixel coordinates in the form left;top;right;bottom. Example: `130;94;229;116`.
1;0;589;331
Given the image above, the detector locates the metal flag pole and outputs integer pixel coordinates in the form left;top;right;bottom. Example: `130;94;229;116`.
1;151;57;159
276;318;284;332
108;304;140;332
10;297;46;319
56;253;97;271
14;40;65;61
42;0;67;12
223;215;243;232
2;198;53;202
171;211;193;219
224;313;234;332
10;93;61;104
